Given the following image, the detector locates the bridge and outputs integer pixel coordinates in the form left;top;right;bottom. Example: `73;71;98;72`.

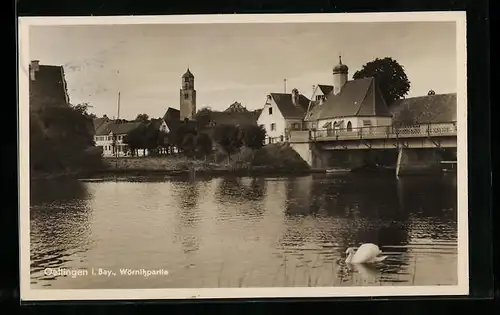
287;121;458;176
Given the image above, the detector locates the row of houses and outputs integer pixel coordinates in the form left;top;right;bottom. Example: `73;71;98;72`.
29;58;457;158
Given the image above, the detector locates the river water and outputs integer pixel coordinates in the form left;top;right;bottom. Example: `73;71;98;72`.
29;173;458;289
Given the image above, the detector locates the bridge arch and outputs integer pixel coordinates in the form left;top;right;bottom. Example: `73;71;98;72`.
347;121;352;131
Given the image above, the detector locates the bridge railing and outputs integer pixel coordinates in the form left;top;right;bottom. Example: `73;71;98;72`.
309;122;457;141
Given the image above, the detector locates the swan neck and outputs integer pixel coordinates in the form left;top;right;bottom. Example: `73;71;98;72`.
346;252;353;264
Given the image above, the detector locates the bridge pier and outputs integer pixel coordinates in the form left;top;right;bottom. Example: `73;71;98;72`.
395;147;442;177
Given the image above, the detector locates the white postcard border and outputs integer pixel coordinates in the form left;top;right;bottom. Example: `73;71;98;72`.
18;11;469;301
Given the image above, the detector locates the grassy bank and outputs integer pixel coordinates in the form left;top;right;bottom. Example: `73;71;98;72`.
90;143;319;178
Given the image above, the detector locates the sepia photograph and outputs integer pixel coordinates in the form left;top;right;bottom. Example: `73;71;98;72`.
18;12;468;301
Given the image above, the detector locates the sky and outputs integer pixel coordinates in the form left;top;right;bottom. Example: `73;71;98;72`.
29;21;457;120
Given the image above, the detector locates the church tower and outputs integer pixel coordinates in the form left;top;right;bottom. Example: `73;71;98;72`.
180;68;197;121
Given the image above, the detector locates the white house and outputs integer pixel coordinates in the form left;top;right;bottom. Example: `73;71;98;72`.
257;88;310;143
94;121;146;157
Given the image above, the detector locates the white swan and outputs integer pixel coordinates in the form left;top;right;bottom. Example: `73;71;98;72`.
345;243;388;264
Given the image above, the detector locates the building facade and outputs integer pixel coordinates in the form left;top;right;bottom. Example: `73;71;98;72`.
257;88;310;143
94;121;146;157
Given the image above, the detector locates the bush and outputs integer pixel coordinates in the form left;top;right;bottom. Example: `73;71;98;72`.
30;105;103;175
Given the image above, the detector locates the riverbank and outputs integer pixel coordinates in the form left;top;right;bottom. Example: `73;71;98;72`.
89;156;323;179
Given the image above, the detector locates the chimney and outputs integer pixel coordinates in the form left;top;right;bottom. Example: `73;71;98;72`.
291;88;300;106
30;60;40;81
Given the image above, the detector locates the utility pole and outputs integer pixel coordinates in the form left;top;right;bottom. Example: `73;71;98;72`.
115;91;120;169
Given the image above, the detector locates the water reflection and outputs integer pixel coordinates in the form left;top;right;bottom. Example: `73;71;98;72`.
30;174;458;289
30;179;92;286
214;177;267;220
215;177;266;203
278;174;457;285
173;180;201;253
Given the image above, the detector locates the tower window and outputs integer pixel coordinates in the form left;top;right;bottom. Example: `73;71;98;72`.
184;93;189;100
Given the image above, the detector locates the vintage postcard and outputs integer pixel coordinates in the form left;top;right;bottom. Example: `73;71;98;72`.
18;12;468;301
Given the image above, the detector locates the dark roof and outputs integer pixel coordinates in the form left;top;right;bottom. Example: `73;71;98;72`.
270;93;310;119
92;117;110;132
209;111;259;126
161;107;181;131
29;64;69;110
95;121;144;136
163;107;180;121
390;93;457;124
306;77;391;121
317;85;333;95
182;68;194;79
224;102;249;113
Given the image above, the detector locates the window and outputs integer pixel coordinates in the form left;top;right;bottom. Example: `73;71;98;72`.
363;120;372;127
347;121;353;131
268;107;273;115
293;123;300;130
316;95;322;101
184;93;189;99
270;123;276;131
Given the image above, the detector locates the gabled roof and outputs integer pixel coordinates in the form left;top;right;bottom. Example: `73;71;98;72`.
163;107;180;121
390;93;457;124
317;84;333;95
92;117;110;132
224;102;249;113
29;64;70;109
269;93;310;119
306;77;391;121
94;121;144;136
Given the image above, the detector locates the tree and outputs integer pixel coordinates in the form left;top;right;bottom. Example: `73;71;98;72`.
135;113;150;122
181;133;196;157
71;103;97;118
195;107;212;129
172;123;197;152
352;57;411;106
240;124;266;150
143;126;161;156
213;124;242;161
194;133;213;159
123;125;147;156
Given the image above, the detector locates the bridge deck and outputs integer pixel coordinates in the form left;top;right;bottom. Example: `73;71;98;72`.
292;122;457;142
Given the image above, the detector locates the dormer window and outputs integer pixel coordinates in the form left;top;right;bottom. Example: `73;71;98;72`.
316;95;322;101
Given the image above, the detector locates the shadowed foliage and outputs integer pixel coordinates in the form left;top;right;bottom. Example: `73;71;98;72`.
240;124;266;150
30;104;103;175
213;124;242;160
353;57;411;107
